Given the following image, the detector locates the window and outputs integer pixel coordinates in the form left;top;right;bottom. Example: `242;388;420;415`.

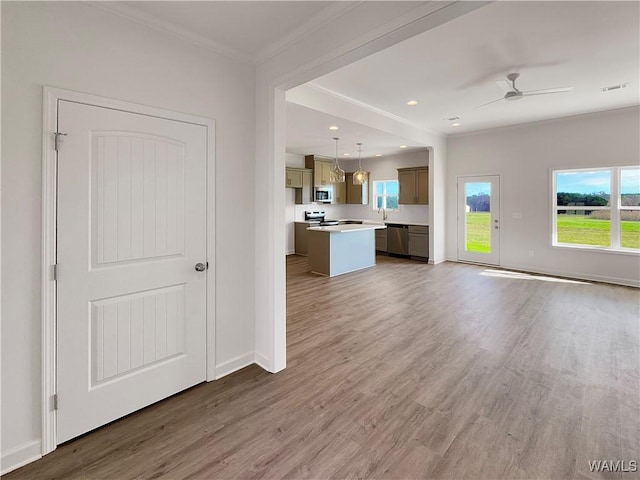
373;180;399;210
553;166;640;251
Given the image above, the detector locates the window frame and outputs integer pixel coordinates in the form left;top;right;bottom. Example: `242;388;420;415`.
372;179;400;211
551;166;639;254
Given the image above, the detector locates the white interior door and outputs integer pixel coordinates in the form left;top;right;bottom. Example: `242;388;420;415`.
457;175;500;265
57;100;208;443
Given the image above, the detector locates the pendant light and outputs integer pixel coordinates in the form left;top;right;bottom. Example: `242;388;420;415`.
353;142;367;185
329;137;345;183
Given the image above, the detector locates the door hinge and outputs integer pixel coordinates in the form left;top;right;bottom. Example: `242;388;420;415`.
52;394;58;411
52;264;58;281
54;132;67;152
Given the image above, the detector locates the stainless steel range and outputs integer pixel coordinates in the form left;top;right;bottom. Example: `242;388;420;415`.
304;210;339;226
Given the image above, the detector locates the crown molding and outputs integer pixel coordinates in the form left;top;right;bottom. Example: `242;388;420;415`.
89;2;255;64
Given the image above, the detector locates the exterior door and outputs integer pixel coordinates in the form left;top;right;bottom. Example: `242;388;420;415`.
457;175;500;265
57;100;208;443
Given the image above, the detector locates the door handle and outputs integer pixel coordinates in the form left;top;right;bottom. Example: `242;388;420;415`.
195;262;206;272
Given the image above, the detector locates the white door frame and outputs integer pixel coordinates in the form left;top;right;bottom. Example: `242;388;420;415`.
41;86;216;455
457;174;501;266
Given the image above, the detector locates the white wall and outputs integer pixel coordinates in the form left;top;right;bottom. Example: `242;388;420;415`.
1;2;255;468
446;106;640;286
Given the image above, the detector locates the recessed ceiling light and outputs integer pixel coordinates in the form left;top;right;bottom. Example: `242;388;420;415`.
343;153;350;156
400;145;408;149
329;125;339;130
375;154;382;157
407;100;418;106
452;123;461;127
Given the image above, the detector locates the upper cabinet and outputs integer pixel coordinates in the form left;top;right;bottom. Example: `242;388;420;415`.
304;155;333;187
285;167;313;204
296;170;313;204
333;178;346;204
285;168;303;188
398;167;429;205
346;172;369;205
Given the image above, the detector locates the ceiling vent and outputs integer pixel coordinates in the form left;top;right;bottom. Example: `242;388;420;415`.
601;83;628;92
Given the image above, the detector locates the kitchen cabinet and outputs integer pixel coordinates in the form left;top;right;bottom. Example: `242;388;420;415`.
398;167;429;205
346;172;369;205
375;229;387;252
294;170;313;205
285;168;312;204
295;222;313;255
333;178;346;204
408;225;429;260
305;155;333;187
285;167;303;188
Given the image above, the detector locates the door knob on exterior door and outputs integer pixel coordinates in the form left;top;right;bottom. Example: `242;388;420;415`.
195;262;206;272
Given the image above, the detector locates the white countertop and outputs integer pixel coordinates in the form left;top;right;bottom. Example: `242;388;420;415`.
297;219;428;227
307;224;387;233
335;219;428;227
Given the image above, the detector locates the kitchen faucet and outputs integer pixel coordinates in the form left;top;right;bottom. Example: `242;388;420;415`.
378;207;388;221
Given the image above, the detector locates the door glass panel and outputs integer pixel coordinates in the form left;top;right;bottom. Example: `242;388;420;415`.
465;182;491;253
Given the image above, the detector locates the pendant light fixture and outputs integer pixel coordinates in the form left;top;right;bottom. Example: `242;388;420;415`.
353;142;367;185
329;137;345;183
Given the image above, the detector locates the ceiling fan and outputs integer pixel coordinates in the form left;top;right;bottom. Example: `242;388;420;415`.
476;73;574;109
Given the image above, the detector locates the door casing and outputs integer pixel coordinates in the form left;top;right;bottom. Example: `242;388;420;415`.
41;86;216;455
457;174;501;266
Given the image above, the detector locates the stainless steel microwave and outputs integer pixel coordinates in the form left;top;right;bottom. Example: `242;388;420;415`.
314;188;333;203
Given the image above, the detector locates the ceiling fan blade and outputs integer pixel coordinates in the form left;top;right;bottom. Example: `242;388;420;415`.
474;97;504;109
496;80;513;92
522;86;574;96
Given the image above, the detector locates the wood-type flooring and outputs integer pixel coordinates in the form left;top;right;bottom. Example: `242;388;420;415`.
5;255;639;479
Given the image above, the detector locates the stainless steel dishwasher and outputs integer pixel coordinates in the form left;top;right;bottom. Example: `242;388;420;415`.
386;224;408;256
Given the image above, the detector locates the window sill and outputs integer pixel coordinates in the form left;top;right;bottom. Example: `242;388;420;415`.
552;243;640;256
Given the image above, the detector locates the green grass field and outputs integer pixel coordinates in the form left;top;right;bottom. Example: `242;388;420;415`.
465;212;640;251
557;214;640;249
465;212;491;252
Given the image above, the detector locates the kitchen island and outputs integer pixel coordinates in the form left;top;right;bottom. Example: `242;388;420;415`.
307;224;386;277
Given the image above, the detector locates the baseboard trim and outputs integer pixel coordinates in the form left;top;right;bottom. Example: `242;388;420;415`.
254;352;270;371
1;440;42;476
214;352;254;379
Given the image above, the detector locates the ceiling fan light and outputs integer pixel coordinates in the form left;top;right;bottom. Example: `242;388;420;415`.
504;91;523;101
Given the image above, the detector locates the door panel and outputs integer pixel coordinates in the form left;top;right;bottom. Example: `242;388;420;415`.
92;133;186;266
57;100;207;443
457;175;500;265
